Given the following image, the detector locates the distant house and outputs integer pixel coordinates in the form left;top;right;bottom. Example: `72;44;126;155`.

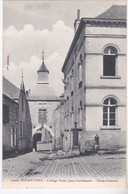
62;5;126;153
3;77;32;158
27;55;60;146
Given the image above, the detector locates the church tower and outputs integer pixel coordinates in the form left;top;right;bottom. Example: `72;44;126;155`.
28;51;60;147
37;52;49;84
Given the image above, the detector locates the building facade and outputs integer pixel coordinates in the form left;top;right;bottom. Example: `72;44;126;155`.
3;93;19;157
3;77;32;158
28;56;60;145
54;94;65;150
62;5;127;153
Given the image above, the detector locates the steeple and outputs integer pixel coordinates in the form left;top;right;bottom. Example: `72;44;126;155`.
37;51;49;84
20;68;25;92
37;51;49;73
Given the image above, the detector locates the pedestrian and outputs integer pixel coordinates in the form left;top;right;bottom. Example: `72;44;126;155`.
94;134;100;150
94;134;100;145
33;133;38;151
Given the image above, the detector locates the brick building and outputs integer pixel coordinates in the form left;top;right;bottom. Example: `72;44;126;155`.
3;77;32;157
28;55;60;145
62;5;126;153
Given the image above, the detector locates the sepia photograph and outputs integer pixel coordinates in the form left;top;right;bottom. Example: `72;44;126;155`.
2;0;127;189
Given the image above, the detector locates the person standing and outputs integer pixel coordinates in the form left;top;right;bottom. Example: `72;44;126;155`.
33;133;38;151
94;134;100;150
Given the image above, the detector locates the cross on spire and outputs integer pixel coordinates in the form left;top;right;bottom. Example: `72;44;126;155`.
42;50;44;63
20;67;25;92
22;68;23;80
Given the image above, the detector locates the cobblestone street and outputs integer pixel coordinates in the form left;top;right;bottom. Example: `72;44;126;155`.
3;151;126;181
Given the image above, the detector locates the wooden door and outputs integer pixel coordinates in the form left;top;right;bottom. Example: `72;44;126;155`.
73;131;78;146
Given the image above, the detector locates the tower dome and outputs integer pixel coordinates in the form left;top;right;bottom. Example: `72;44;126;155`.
37;51;49;84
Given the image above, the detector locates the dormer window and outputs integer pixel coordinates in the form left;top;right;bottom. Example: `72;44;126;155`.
103;46;117;76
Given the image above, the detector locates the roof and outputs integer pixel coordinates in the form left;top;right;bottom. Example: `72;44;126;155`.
62;5;126;72
96;5;126;20
37;61;49;73
28;83;60;101
3;92;18;104
3;77;20;100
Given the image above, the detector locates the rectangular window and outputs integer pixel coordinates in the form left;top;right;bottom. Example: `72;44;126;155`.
38;109;47;123
103;106;108;126
103;55;115;76
11;128;13;147
109;106;115;126
79;64;82;82
39;103;47;109
20;121;25;136
11;128;16;147
3;104;9;124
14;129;17;146
103;106;116;126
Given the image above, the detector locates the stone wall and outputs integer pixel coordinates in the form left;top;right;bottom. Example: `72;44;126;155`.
54;104;64;150
79;130;126;153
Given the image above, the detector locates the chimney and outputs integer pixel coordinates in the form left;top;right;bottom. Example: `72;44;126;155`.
74;9;81;33
77;9;80;20
26;90;29;98
26;89;31;98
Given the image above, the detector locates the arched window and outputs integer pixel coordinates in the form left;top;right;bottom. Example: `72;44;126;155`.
103;46;117;76
103;97;117;126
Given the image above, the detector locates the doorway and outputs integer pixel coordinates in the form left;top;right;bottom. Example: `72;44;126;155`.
73;131;78;147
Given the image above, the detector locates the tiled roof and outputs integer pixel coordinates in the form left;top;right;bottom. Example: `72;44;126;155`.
3;92;18;104
3;77;20;99
37;62;49;73
96;5;126;20
28;83;60;101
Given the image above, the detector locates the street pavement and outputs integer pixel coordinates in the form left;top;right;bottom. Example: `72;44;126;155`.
2;151;126;181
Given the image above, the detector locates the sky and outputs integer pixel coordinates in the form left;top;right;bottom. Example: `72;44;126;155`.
3;0;126;96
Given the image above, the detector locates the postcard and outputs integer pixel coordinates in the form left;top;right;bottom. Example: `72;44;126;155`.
2;0;127;189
